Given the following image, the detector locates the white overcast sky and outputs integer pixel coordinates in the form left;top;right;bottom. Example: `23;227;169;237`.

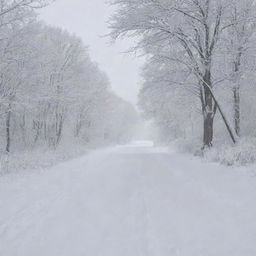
39;0;144;105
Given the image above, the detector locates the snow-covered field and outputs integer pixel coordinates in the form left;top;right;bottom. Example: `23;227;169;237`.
1;141;256;256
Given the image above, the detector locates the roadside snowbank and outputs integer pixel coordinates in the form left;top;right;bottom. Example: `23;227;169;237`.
204;137;256;166
171;137;256;166
0;143;89;175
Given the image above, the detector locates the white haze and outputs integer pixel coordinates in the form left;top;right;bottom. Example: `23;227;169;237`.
40;0;144;105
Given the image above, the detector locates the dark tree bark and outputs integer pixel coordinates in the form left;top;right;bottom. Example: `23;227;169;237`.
233;86;240;137
56;113;63;146
203;113;214;148
202;79;237;146
201;67;216;149
233;52;242;137
6;109;11;153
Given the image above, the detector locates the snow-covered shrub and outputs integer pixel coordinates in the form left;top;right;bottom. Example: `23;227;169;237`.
170;137;256;166
204;138;256;166
0;142;89;175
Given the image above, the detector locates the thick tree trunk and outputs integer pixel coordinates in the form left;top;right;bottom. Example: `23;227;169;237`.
200;66;237;148
203;113;214;148
6;109;11;153
233;86;240;137
201;68;215;149
202;80;237;145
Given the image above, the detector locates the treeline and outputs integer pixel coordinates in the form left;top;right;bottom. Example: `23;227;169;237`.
0;0;137;155
110;0;256;153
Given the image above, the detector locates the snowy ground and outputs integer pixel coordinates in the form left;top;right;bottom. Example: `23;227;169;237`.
1;141;256;256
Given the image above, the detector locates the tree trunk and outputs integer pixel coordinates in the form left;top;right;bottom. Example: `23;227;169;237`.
202;79;237;145
56;115;63;146
203;113;214;148
233;54;241;137
6;109;11;153
201;68;215;149
233;86;240;137
75;112;83;137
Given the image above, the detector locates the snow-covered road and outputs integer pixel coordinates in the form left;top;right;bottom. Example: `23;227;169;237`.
1;141;256;256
